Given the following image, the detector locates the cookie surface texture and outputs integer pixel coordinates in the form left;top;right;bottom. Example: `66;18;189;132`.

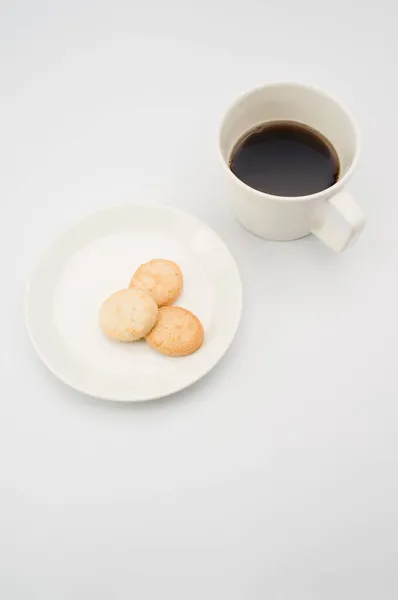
130;259;183;307
145;306;204;357
99;288;158;342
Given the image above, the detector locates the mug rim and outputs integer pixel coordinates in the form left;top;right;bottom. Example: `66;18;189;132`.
218;81;360;202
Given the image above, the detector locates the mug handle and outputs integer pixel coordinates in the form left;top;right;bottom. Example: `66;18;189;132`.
311;192;366;252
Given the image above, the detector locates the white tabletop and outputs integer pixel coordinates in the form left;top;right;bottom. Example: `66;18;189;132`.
2;1;398;598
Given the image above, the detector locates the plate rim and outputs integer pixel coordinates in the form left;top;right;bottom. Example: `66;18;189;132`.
25;204;243;402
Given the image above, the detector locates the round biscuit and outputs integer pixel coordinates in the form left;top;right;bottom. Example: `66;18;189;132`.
145;306;204;357
99;288;158;342
129;259;183;307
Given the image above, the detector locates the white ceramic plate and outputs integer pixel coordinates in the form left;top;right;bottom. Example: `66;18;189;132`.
26;205;242;401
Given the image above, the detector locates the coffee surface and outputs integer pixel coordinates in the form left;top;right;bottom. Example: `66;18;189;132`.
229;121;339;197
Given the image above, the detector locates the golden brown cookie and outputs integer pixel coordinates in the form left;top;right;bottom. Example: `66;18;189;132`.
129;259;183;307
99;288;158;342
145;306;204;357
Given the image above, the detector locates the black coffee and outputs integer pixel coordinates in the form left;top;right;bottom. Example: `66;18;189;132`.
229;121;339;197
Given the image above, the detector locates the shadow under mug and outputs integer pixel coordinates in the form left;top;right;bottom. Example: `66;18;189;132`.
219;82;366;252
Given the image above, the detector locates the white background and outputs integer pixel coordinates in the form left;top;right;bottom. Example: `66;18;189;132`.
1;0;398;598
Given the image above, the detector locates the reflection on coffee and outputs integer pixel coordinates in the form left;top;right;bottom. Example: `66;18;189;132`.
229;121;339;197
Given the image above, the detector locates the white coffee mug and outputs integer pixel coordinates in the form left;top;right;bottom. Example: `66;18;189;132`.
219;82;366;251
